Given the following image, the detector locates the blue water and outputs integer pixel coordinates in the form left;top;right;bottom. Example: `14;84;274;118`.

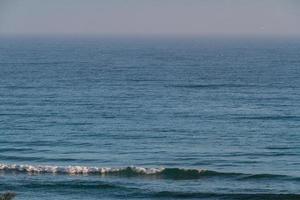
0;37;300;200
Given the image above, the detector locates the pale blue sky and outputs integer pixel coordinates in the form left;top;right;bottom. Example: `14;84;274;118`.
0;0;299;36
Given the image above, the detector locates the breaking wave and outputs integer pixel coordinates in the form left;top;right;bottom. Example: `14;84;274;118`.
0;163;207;179
0;163;298;181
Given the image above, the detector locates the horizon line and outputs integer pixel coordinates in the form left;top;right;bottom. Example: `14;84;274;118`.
1;33;300;39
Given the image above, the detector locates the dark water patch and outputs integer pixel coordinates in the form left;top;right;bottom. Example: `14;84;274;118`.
265;146;293;150
105;168;219;180
23;180;130;191
150;191;300;200
0;113;56;118
126;79;166;82
0;140;82;147
169;83;260;89
0;61;87;65
0;147;35;153
233;115;300;121
159;169;240;180
238;174;294;181
0;179;134;193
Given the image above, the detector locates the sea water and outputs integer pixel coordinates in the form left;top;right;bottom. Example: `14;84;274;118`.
0;37;299;199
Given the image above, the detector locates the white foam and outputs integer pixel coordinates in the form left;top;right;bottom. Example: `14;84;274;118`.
0;163;165;175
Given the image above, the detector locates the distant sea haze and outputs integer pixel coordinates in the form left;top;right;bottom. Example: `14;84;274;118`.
0;37;299;200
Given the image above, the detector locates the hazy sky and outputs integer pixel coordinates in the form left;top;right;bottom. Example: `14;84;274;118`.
0;0;299;36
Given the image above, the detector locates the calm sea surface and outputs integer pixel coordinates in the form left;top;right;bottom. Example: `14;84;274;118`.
0;37;300;200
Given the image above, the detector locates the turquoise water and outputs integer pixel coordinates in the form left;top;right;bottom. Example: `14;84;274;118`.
0;37;300;199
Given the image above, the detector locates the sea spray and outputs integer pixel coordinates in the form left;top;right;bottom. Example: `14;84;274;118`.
0;163;208;178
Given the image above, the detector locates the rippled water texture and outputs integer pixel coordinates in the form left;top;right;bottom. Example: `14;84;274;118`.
0;37;300;199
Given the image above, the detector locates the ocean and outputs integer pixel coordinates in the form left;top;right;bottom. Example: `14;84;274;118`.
0;36;299;200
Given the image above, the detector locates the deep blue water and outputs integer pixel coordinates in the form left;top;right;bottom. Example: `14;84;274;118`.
0;37;300;200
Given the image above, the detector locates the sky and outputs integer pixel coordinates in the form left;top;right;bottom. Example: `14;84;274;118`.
0;0;300;37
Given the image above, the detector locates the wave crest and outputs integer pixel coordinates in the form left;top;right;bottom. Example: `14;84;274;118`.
1;163;297;181
0;163;207;178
